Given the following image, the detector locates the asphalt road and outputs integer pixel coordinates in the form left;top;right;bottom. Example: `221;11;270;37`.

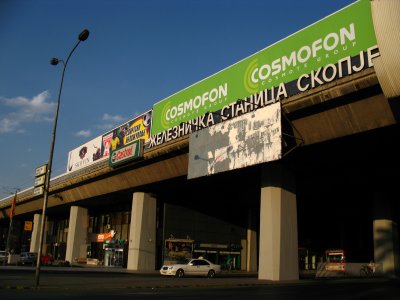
0;266;399;300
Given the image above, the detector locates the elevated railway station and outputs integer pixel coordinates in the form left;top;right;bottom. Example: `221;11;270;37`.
1;0;399;280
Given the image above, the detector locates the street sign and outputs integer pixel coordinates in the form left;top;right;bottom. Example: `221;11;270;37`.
34;164;47;196
35;164;47;177
24;221;33;231
33;186;44;197
34;175;46;187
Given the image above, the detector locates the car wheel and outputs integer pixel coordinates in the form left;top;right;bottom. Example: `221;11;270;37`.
207;270;216;278
176;269;184;278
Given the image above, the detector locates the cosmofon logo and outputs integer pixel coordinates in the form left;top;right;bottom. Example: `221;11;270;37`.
249;23;356;85
244;58;259;94
160;101;172;130
162;84;228;123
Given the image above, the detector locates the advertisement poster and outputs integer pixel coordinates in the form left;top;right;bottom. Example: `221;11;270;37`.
101;110;152;159
188;102;281;179
151;0;377;135
67;135;107;173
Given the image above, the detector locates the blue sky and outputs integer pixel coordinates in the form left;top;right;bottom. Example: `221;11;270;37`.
0;0;356;199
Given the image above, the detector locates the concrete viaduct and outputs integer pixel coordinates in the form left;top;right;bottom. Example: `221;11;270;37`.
1;0;399;281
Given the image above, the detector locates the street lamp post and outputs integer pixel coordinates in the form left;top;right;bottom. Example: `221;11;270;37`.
35;29;90;288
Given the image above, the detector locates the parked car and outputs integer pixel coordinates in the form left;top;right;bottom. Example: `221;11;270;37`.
0;250;9;263
160;257;221;278
20;252;37;265
40;254;54;265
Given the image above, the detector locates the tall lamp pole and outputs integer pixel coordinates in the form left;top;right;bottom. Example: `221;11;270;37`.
35;29;90;288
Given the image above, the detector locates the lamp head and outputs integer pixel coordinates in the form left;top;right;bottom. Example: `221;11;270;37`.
50;58;60;66
78;29;90;41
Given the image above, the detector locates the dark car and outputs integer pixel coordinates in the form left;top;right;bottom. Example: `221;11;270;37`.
20;252;37;265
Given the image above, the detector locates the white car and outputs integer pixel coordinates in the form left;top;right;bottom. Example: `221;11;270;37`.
160;257;221;278
0;250;9;263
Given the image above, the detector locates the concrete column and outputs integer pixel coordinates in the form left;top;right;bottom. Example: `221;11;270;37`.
238;239;246;271
374;220;399;277
373;189;399;277
247;209;258;272
259;162;299;281
127;192;156;271
65;206;88;264
30;214;44;253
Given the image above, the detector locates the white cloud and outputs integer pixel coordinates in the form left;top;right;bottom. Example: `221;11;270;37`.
102;113;124;123
0;118;18;133
0;91;55;134
96;113;126;131
75;130;91;138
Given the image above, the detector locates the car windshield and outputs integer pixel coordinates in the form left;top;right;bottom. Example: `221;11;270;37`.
327;254;344;263
176;258;191;264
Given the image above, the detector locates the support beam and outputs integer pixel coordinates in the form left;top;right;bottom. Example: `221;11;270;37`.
30;214;44;253
65;206;88;264
374;219;399;277
127;192;156;271
247;209;258;272
259;162;299;281
373;188;399;277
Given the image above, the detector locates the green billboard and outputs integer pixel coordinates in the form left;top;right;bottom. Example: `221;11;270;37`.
151;0;377;135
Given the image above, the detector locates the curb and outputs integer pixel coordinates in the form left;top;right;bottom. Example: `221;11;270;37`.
0;282;269;291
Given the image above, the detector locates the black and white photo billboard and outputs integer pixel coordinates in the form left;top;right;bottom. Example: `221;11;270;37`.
188;102;281;179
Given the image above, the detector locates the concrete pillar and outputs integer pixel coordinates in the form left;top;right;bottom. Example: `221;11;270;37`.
374;220;399;277
65;206;88;264
247;209;258;272
259;162;299;281
241;239;247;271
373;189;399;277
30;214;44;253
127;192;156;271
